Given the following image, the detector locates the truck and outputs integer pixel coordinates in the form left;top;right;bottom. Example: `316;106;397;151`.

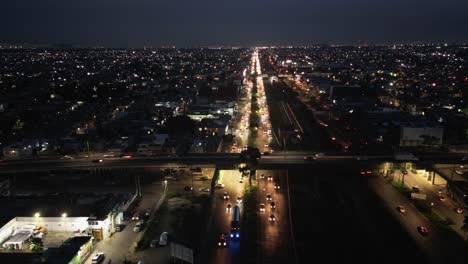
230;205;240;238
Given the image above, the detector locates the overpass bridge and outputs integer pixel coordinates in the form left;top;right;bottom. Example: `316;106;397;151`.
0;152;464;174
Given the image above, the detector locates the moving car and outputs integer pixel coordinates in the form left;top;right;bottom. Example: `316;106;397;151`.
259;174;265;179
259;203;265;212
199;187;210;192
92;159;103;163
266;194;272;201
269;214;276;222
132;212;141;221
223;192;229;200
270;202;276;209
217;233;228;247
412;186;420;192
303;156;314;161
397;206;406;213
438;195;446;202
417;226;429;236
274;183;280;190
184;186;193;192
226;203;232;212
455;208;463;214
215;183;225;188
91;252;105;264
237;197;242;203
267;175;273;181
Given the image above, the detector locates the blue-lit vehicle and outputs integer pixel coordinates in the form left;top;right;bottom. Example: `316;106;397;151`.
231;205;240;238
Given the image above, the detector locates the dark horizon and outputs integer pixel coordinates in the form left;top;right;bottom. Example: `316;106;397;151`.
2;0;468;48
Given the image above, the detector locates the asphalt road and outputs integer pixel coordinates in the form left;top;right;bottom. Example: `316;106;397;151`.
396;169;466;238
287;164;434;264
370;170;467;264
206;170;245;264
257;170;294;264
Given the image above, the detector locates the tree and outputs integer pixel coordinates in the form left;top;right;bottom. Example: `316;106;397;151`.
29;237;44;251
239;147;261;186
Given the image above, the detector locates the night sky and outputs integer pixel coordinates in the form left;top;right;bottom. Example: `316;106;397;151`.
2;0;468;47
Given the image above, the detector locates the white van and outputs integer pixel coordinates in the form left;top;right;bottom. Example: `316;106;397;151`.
159;232;168;246
133;221;143;232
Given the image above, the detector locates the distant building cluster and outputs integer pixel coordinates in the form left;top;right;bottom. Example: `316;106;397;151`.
0;48;249;159
263;44;468;153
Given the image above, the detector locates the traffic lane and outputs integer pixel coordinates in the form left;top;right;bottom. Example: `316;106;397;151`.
208;170;244;264
401;172;465;236
257;170;292;264
368;173;459;264
85;219;138;264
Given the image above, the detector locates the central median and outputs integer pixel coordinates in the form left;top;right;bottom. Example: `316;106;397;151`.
240;175;258;264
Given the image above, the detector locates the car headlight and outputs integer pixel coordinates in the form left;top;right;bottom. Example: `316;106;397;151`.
236;234;239;238
230;234;233;238
224;242;226;246
218;242;221;246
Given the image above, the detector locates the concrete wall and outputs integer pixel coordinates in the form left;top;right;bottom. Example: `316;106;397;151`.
0;218;16;244
16;217;89;233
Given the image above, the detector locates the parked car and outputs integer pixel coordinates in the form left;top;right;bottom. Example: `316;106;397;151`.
159;232;169;246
